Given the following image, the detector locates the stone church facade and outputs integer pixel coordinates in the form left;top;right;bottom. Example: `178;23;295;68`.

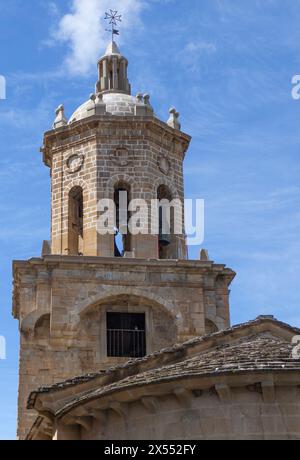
13;41;300;440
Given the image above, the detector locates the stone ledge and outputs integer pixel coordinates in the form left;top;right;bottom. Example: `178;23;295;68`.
13;254;234;272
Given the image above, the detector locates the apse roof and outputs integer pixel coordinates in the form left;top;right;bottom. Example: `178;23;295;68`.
27;316;300;411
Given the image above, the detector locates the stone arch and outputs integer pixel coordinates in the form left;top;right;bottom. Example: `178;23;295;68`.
152;176;180;200
105;174;141;199
78;286;176;319
21;311;50;335
205;318;218;334
64;180;90;231
76;289;178;357
34;314;51;339
103;174;138;256
64;179;88;199
155;179;183;260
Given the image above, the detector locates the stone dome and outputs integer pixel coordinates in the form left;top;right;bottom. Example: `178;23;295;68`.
69;92;138;123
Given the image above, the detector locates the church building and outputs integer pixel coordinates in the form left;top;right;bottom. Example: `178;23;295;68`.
12;38;300;440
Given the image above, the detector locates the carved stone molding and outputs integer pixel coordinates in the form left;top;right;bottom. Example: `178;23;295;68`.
66;154;85;174
158;155;171;175
111;147;133;167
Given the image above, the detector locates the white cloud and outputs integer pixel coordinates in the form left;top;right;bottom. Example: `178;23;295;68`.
51;0;145;76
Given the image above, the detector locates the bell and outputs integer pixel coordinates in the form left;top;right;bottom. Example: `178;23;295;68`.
159;233;171;247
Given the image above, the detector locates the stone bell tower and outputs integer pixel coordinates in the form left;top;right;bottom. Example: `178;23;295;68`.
13;40;235;440
48;40;187;260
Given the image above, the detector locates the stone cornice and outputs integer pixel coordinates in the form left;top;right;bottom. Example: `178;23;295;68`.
53;371;300;421
12;255;235;319
41;116;191;168
13;256;236;282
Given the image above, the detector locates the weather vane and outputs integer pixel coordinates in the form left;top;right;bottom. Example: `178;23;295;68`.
105;9;122;42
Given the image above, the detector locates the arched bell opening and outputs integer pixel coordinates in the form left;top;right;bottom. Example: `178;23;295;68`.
68;186;84;256
114;182;131;257
157;185;177;260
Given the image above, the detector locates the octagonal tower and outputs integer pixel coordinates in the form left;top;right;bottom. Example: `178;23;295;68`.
44;41;189;260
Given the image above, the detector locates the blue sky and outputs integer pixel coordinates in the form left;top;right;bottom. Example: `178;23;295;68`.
1;0;300;440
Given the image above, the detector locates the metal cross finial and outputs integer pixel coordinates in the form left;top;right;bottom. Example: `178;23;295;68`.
105;9;122;42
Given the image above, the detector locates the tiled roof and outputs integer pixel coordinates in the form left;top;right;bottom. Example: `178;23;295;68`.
56;333;300;415
27;316;300;410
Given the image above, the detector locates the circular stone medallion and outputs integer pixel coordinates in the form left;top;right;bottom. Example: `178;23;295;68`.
66;154;84;174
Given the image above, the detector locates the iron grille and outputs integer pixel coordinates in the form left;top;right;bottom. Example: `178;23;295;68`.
107;328;146;358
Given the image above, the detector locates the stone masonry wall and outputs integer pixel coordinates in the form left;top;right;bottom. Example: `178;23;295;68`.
13;257;233;439
48;118;189;259
79;385;300;440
